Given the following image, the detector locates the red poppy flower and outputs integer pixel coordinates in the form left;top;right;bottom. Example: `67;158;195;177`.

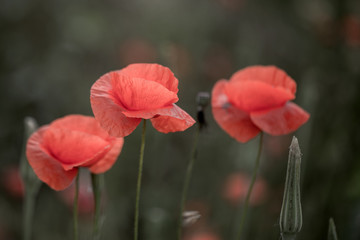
90;63;195;137
212;66;310;142
26;115;124;191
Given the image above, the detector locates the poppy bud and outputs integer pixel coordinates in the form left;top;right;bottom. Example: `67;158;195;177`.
196;92;210;130
20;117;42;240
20;117;41;194
328;218;339;240
279;136;302;240
197;92;210;109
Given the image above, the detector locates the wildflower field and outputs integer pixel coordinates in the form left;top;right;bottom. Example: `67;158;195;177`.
1;0;360;240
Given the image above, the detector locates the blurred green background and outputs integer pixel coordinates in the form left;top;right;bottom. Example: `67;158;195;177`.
1;0;360;239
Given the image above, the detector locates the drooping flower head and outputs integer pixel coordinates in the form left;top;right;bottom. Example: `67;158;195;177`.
26;115;124;190
212;66;310;142
90;63;195;137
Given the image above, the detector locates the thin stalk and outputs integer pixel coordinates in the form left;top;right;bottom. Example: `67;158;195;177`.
91;173;103;240
134;119;147;240
177;125;201;240
21;117;41;240
236;132;264;240
281;234;297;240
23;191;35;240
73;172;80;240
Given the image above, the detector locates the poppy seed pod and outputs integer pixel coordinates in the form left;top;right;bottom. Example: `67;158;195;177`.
279;136;302;240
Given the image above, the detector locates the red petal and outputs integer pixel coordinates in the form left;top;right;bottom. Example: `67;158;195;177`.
110;72;178;111
90;73;142;137
225;81;295;112
118;63;179;93
212;80;260;143
121;106;172;119
230;66;297;94
150;104;195;133
42;127;110;169
250;102;310;135
26;126;78;190
50;115;109;139
89;138;124;174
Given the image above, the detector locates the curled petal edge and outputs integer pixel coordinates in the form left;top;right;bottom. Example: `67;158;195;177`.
250;102;310;136
150;104;196;133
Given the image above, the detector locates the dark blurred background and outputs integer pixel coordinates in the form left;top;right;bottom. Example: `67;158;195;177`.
1;0;360;239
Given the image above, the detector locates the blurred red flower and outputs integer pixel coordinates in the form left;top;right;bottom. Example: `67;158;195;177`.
1;165;24;198
58;173;99;215
185;231;221;240
343;15;360;47
223;172;267;206
211;66;310;142
26;115;124;191
90;63;195;137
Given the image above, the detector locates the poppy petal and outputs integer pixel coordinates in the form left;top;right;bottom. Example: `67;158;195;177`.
50;115;109;139
121;105;172;119
230;66;297;94
111;72;178;111
250;102;310;135
212;80;260;143
42;128;110;169
118;63;179;93
225;81;295;112
150;104;196;133
89;138;124;174
26;126;78;190
90;73;142;137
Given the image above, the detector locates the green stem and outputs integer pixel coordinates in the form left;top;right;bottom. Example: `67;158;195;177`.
236;132;264;240
134;119;147;240
177;125;201;240
23;191;35;240
73;172;80;240
91;173;103;240
281;233;297;240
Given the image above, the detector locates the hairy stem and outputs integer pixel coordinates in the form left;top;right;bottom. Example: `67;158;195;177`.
73;172;80;240
236;132;264;240
134;119;147;240
92;173;103;240
177;125;201;240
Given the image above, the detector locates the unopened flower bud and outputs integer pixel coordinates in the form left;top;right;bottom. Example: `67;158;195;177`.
279;136;302;240
196;92;210;130
328;218;339;240
196;92;210;109
20;117;41;194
